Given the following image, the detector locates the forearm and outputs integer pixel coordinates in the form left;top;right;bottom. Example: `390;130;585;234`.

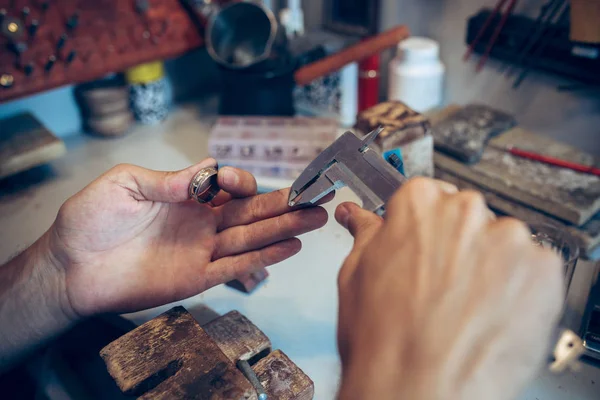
0;231;77;373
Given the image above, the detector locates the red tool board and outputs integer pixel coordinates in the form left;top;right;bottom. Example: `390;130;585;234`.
0;0;215;103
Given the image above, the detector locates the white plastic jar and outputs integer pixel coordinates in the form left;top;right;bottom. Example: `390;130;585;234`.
387;37;445;113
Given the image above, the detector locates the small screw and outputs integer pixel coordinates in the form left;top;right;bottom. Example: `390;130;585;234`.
66;13;79;30
0;73;14;88
45;55;56;71
7;21;19;33
66;50;76;63
11;41;28;55
24;63;34;75
57;33;68;49
29;19;39;36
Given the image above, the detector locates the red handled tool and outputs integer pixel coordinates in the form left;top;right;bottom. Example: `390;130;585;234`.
490;144;600;177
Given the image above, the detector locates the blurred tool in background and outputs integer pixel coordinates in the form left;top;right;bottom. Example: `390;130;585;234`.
463;0;519;72
488;143;600;177
509;0;569;88
463;0;599;90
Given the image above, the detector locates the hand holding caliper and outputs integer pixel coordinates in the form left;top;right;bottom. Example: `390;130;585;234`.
289;127;583;390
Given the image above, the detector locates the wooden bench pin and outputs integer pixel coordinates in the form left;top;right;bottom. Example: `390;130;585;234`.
100;306;314;399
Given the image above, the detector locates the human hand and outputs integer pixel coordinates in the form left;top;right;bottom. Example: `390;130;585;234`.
334;178;564;400
44;159;330;318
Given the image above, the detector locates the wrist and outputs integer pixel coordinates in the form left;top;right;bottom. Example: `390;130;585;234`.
0;230;79;371
338;346;440;400
35;229;80;323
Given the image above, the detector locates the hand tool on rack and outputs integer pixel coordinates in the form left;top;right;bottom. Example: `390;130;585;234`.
511;0;569;88
462;0;519;72
502;0;563;76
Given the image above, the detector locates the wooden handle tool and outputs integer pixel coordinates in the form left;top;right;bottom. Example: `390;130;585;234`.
293;25;410;86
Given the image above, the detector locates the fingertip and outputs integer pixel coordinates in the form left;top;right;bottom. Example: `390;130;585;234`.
289;237;302;251
335;203;351;229
281;237;302;256
307;205;329;227
335;202;363;229
218;166;240;187
217;166;257;198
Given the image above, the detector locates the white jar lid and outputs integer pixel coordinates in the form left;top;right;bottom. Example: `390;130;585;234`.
398;37;440;62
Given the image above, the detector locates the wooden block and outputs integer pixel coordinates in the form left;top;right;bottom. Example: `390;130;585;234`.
434;144;600;226
99;306;256;399
253;350;314;400
424;103;461;126
430;103;516;164
204;311;272;364
354;101;434;178
434;168;600;258
226;269;269;294
354;100;430;150
0;113;66;179
427;105;600;227
570;0;600;44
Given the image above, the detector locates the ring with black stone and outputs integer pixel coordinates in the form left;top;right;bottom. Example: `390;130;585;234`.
189;167;220;204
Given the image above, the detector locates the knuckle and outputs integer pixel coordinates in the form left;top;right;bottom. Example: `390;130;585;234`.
493;217;532;245
455;190;487;213
276;188;288;204
403;177;438;196
249;197;263;221
389;177;439;211
337;257;355;288
356;216;381;235
273;213;286;234
241;226;254;249
110;163;134;174
258;247;273;267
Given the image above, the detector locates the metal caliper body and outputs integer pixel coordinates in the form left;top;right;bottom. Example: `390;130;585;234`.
288;127;406;215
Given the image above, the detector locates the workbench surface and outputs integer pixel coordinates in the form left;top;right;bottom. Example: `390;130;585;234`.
1;101;599;399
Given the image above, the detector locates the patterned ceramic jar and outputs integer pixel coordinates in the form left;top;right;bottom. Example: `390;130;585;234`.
125;61;172;125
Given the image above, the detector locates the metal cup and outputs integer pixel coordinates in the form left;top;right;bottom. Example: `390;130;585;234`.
205;1;288;70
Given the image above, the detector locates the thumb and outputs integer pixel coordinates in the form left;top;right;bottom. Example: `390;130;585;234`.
335;202;383;250
113;158;218;203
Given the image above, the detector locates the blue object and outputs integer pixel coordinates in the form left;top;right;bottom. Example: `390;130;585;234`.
383;148;405;175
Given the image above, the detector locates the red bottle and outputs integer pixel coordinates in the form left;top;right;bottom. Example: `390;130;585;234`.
358;52;380;112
